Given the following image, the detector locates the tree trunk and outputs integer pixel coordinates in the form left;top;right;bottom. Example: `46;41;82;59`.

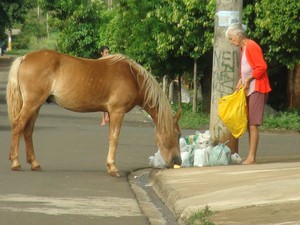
287;67;294;108
108;0;113;8
169;81;174;103
193;58;197;112
288;64;300;110
178;75;182;109
163;75;168;96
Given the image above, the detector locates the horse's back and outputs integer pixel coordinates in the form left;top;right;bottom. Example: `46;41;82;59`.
18;50;140;113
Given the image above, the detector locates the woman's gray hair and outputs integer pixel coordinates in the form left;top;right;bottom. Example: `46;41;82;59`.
225;24;246;40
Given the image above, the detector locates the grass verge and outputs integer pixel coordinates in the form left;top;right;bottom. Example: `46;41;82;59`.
175;103;300;133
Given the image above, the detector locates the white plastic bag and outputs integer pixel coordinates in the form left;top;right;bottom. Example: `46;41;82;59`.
231;153;242;164
194;130;211;149
180;138;193;167
193;147;211;167
149;150;166;168
208;143;231;166
181;151;192;167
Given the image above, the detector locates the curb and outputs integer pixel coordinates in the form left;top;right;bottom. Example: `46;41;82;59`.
128;169;179;225
148;163;300;225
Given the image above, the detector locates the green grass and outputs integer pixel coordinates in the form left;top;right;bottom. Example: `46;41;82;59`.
173;103;210;130
5;49;32;56
174;103;300;132
262;110;300;132
185;206;215;225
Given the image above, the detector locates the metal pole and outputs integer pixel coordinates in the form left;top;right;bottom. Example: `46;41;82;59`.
209;0;243;153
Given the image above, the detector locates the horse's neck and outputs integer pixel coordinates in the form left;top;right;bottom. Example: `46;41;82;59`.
143;104;159;125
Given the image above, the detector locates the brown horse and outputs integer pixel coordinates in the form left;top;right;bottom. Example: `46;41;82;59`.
6;50;182;177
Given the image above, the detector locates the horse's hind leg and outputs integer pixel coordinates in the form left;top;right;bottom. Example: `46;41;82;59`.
9;115;26;170
9;126;22;170
24;109;41;171
9;105;41;170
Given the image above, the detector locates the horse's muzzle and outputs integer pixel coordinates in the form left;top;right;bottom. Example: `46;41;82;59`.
166;155;182;168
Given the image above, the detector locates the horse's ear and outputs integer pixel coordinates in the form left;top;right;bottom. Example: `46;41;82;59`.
174;108;182;123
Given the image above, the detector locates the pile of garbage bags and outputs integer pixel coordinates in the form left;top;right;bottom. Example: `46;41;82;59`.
149;130;242;168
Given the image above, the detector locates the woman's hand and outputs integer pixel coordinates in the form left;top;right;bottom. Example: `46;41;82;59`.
244;76;253;89
235;78;242;90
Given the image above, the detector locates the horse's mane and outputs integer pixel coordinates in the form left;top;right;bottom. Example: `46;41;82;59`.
103;54;174;137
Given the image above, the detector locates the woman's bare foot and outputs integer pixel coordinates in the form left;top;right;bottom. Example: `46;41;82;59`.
242;159;256;165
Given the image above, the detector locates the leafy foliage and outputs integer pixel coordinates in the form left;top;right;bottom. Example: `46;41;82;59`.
100;0;214;81
150;0;214;60
263;110;300;132
244;0;300;69
42;0;104;58
13;3;50;49
100;0;160;68
0;0;32;40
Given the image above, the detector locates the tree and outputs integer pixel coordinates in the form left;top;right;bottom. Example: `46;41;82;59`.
101;0;215;110
150;0;214;110
13;1;50;49
0;0;28;31
100;0;164;72
42;0;105;58
0;0;32;45
252;0;300;68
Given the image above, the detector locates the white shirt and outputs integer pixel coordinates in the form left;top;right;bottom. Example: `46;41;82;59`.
241;47;255;96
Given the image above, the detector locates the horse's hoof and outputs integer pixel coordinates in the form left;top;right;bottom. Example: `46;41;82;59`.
11;161;21;171
109;170;120;177
11;165;22;171
31;162;41;171
31;165;41;171
31;160;41;171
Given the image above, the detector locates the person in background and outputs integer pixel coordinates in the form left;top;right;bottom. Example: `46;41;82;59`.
99;46;110;57
99;46;110;126
225;24;271;165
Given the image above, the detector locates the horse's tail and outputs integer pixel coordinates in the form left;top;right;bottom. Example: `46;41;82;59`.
6;57;24;123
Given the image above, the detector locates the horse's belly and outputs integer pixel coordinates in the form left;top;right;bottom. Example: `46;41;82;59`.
51;95;104;112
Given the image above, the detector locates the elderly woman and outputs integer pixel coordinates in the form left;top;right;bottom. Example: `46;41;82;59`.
225;24;271;164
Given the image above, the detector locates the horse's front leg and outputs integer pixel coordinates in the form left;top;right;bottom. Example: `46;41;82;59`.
106;111;125;177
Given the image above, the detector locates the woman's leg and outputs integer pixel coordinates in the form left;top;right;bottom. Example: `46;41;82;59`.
243;124;259;164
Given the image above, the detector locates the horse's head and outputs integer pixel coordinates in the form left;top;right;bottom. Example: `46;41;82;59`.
156;109;182;168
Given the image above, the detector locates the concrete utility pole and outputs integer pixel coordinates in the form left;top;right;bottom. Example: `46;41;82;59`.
210;0;243;152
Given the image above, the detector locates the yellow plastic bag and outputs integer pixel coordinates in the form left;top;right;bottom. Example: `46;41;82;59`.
218;88;248;138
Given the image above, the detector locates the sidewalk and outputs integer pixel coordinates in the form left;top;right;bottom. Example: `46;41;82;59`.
148;161;300;225
127;103;300;224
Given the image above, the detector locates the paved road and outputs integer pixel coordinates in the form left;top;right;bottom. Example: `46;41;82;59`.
0;56;162;225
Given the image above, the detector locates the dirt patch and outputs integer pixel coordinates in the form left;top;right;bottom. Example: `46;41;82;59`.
210;202;300;225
